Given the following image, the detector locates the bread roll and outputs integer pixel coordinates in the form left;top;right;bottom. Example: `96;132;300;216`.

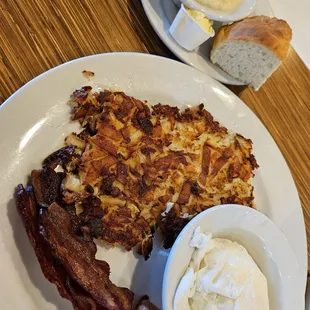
210;16;292;90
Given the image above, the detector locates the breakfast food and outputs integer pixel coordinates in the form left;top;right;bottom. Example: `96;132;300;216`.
174;227;269;309
196;0;242;12
65;87;257;251
169;4;215;51
186;7;214;33
16;86;258;309
16;185;134;309
210;16;292;90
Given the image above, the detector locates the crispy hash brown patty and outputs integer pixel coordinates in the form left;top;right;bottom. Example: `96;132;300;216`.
61;87;258;254
16;87;258;309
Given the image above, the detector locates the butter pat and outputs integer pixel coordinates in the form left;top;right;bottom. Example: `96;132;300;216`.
174;227;270;310
186;8;214;33
169;4;215;51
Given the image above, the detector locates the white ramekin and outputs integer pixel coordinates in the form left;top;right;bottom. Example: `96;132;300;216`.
169;4;214;51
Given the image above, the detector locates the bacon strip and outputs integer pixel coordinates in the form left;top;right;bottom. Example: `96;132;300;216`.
41;203;134;310
31;166;63;208
16;185;105;310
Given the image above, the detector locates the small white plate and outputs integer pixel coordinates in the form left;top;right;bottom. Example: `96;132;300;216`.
142;0;273;85
163;205;304;310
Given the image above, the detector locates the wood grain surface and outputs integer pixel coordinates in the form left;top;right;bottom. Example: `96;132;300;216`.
0;0;309;270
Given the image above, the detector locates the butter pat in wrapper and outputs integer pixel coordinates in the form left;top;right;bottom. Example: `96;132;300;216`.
169;4;215;51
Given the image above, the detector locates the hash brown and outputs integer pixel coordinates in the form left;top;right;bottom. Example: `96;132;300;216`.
56;87;258;256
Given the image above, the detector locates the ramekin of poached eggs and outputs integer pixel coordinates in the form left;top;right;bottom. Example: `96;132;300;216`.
162;204;303;310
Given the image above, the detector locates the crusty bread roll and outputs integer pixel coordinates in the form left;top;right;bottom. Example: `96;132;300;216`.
210;16;292;90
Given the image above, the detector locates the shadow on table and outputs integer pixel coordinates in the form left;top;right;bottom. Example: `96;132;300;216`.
227;84;248;97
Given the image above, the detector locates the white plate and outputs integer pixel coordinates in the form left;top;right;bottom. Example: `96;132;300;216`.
141;0;274;85
163;205;304;310
0;53;306;309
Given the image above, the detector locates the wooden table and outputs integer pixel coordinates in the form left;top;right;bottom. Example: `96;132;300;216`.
0;0;309;269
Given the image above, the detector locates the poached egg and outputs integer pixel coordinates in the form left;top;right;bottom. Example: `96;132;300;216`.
174;227;269;309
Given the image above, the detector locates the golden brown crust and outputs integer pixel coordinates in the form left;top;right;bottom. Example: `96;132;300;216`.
211;16;292;61
62;88;258;254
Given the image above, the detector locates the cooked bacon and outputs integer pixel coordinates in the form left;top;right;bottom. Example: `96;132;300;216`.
16;184;75;304
16;185;62;285
31;166;63;208
16;185;107;310
41;203;134;310
65;278;107;310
